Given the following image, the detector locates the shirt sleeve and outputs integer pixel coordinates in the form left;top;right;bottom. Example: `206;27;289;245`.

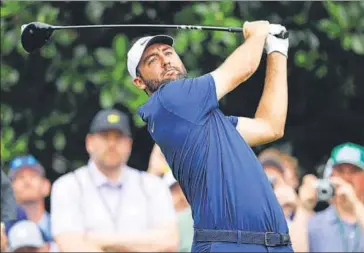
225;115;239;128
144;174;177;228
50;173;84;236
159;73;218;124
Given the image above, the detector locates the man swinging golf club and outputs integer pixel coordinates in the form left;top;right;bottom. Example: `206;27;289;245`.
128;20;292;252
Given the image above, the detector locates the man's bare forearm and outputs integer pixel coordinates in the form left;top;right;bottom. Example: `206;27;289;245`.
55;234;104;252
213;34;267;100
255;53;287;136
289;206;313;252
90;227;179;252
221;34;266;84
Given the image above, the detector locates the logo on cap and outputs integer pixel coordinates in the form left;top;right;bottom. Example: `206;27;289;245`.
107;114;120;124
140;38;148;46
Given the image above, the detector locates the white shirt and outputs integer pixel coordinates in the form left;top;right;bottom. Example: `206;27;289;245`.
51;161;176;235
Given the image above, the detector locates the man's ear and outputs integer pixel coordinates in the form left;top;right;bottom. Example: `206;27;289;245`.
133;77;147;90
85;134;93;154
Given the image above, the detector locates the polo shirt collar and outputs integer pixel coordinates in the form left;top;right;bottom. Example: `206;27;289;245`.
325;205;340;224
87;160;125;188
325;205;357;225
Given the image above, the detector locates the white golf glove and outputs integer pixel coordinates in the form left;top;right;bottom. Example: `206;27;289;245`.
265;24;289;58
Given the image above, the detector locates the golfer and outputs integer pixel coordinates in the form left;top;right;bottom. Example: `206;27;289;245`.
127;20;292;252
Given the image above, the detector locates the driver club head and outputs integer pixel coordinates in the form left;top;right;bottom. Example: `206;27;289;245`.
21;22;54;53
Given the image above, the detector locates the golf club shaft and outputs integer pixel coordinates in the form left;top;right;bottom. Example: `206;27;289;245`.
52;24;242;32
51;24;288;38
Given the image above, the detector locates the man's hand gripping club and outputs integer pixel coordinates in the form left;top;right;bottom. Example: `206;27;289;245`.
265;24;289;57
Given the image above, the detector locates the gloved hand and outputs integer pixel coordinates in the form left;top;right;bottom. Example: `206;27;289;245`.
265;24;289;57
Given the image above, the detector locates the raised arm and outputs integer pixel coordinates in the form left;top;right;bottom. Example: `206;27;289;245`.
211;20;270;100
234;24;289;147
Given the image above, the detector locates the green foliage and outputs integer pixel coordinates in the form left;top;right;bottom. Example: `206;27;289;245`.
319;1;364;54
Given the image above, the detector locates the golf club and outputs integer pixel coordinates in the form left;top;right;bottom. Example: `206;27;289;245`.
21;22;289;54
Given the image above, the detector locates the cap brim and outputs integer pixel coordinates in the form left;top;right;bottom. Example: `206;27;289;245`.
89;126;132;137
333;160;364;170
9;166;45;180
145;35;174;50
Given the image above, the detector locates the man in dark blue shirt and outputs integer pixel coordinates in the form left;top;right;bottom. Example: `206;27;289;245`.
128;21;292;252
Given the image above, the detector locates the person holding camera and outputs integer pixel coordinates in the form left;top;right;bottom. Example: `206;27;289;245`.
306;143;364;252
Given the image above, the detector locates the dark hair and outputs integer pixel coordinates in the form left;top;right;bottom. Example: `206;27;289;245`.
136;68;142;78
135;68;149;95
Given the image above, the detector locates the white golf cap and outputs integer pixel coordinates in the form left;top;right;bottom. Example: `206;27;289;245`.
163;170;178;188
127;35;174;79
8;220;45;251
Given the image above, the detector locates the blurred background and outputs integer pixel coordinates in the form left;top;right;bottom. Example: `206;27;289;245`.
1;1;364;252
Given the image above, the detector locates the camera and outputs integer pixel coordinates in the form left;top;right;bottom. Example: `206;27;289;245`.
316;179;335;202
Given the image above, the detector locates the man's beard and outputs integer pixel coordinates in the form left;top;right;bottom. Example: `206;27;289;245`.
143;69;188;93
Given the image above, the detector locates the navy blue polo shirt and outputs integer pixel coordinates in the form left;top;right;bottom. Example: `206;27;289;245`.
138;73;288;233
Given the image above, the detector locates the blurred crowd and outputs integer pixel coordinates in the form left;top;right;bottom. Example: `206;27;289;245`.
1;108;363;252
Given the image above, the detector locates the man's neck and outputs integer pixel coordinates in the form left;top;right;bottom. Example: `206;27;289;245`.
96;164;123;184
21;201;45;223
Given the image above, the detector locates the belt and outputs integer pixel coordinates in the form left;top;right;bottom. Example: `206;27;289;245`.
194;229;291;247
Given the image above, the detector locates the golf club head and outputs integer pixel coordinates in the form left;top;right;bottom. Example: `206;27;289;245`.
21;22;54;53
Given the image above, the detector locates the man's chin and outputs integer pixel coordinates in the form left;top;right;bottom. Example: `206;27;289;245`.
103;159;125;170
161;73;186;84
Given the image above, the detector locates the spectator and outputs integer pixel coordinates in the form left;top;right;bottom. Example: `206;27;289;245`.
1;169;17;223
51;108;178;252
258;148;300;190
163;170;194;252
258;150;317;252
306;143;364;252
7;220;48;252
257;147;281;160
259;155;286;187
1;222;7;252
280;153;300;190
259;155;299;221
5;205;28;234
287;174;317;252
8;155;57;251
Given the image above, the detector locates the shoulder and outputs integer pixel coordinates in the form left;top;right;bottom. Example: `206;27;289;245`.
1;169;11;187
52;166;87;190
125;166;167;190
158;74;217;113
159;73;214;96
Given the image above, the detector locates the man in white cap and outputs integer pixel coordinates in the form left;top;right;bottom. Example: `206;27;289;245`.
127;20;292;252
7;220;47;252
306;143;364;252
